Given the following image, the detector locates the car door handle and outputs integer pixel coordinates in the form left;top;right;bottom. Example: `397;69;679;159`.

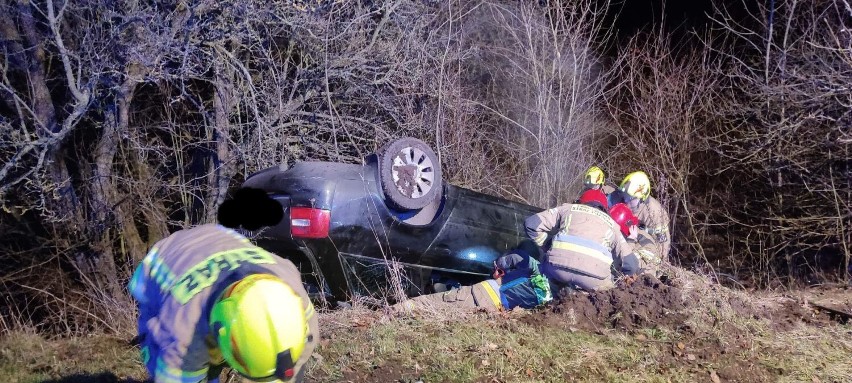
435;245;452;256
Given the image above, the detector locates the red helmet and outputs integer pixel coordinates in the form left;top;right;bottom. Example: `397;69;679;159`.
578;189;608;211
609;203;638;237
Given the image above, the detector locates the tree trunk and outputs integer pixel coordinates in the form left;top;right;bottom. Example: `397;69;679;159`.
206;60;235;223
89;75;140;296
14;0;84;232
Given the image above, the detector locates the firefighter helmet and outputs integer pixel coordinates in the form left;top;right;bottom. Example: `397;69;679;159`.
583;166;605;188
210;274;309;381
619;171;651;201
609;203;638;237
578;189;609;211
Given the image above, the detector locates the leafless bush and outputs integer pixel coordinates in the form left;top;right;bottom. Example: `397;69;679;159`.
0;0;658;333
434;0;613;207
1;0;452;333
605;28;723;265
707;0;851;284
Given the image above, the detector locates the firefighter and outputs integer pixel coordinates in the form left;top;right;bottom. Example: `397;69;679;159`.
128;224;318;383
525;189;635;292
580;165;617;197
582;166;606;191
609;203;662;277
394;249;552;313
607;171;671;261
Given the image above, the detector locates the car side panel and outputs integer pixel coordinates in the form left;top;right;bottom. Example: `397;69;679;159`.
244;161;544;300
420;187;543;275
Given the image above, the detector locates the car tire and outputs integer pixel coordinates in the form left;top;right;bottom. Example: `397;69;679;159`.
378;137;443;210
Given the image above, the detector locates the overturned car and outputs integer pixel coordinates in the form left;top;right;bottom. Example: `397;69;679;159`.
237;137;543;301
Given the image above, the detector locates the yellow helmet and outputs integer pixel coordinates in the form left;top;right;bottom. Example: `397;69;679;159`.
210;274;309;381
583;166;605;187
619;171;651;201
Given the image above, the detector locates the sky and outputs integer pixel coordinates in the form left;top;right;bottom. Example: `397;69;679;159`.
603;0;721;40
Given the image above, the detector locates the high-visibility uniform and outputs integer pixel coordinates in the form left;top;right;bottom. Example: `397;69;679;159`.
525;203;634;291
128;224;318;383
633;196;670;260
395;251;552;312
607;190;671;261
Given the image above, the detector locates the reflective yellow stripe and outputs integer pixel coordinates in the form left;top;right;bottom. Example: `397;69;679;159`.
651;226;669;235
142;247;158;266
636;249;660;264
551;242;613;264
156;357;207;383
533;232;547;246
171;248;277;304
478;281;503;309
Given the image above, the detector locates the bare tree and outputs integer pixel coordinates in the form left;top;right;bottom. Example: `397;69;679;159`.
432;0;613;207
708;0;851;284
0;0;622;332
605;28;723;265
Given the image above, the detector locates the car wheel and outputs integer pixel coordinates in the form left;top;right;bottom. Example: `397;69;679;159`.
378;137;443;210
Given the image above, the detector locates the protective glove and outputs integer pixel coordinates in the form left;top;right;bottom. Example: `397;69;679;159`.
207;362;226;383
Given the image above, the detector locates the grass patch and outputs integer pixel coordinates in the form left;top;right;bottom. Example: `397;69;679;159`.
308;308;851;383
757;324;852;383
0;331;145;383
2;279;850;383
313;310;714;382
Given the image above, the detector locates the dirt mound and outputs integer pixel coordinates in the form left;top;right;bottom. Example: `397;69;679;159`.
524;271;850;334
525;275;688;332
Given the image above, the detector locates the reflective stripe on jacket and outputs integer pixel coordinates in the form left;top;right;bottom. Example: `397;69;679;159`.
475;280;503;309
549;233;614;279
525;203;633;281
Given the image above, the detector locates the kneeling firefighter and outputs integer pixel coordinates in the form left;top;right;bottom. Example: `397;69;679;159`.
525;189;635;291
129;221;318;381
395;249;552;312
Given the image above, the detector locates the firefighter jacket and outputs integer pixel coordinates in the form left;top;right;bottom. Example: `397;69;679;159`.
524;203;634;282
607;190;671;261
128;224;318;383
633;196;670;260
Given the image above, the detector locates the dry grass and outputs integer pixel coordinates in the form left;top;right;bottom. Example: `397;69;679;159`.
311;309;682;382
1;271;849;383
308;307;850;383
0;329;145;383
759;324;852;383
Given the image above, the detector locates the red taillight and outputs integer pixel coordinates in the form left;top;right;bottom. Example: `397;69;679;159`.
290;207;330;238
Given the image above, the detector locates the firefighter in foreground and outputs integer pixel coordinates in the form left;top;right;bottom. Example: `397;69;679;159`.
606;171;671;260
394;249;552;312
609;203;662;277
129;209;318;382
525;189;635;292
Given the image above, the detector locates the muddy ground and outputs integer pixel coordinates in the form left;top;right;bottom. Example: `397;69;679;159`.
332;274;851;383
540;274;849;332
516;275;851;383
